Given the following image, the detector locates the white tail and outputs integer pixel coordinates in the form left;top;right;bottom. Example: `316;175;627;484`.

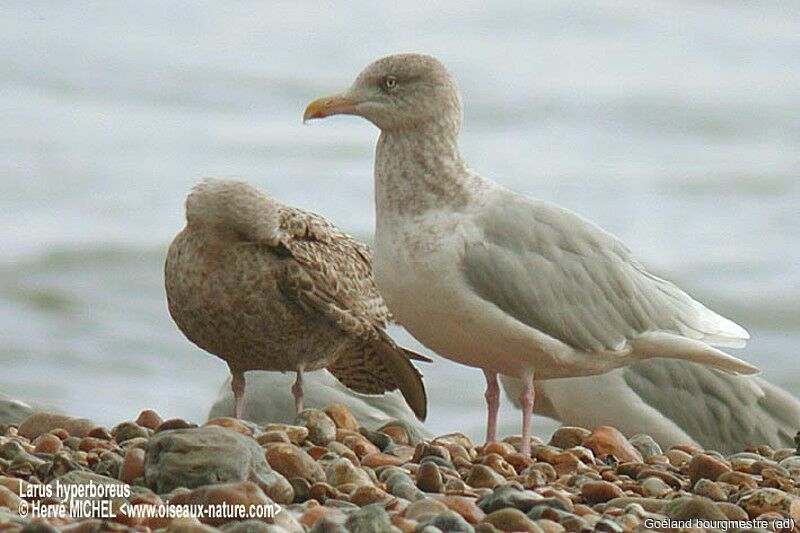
630;331;759;376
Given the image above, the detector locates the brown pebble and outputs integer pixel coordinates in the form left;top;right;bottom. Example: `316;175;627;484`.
87;426;112;440
307;445;328;460
349;485;391;506
404;498;448;521
671;444;702;454
168;481;276;527
688;453;732;484
440;495;486;524
581;480;625;504
503;434;542;453
466;464;506;489
551;451;581;476
644;454;669;465
534;518;566;533
665;448;692;467
378;422;411;445
483;441;516;457
413;442;451;463
257;430;291;445
567;445;594;464
33;434;63;454
391;515;419;533
308;482;340;503
717;471;759;490
328;440;360;464
49;428;70;440
361;452;406;468
263;423;309;445
156;418;197;432
265;443;325;483
119;447;145;484
341;433;381;458
298;505;345;528
665;495;727;520
484;508;540;532
433;432;475;451
692;478;728;501
78;436;114;452
636;468;683;489
549;426;590;450
604;497;666;513
717;502;749;521
583;426;643;463
737;488;800;520
525;462;557;483
640;476;671;498
135;409;163;430
505;452;534;474
324;404;360;431
481;453;516;478
390;445;416;464
571;504;596;516
204;417;252;435
416;461;444;493
0;486;22;511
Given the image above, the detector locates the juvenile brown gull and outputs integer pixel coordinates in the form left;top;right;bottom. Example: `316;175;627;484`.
304;53;757;454
165;179;429;420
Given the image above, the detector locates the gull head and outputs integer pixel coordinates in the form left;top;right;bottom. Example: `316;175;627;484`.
303;53;462;132
184;179;280;243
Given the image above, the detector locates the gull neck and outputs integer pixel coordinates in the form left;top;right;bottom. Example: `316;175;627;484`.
374;120;485;220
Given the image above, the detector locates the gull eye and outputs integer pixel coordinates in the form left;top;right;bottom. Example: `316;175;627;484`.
383;76;397;91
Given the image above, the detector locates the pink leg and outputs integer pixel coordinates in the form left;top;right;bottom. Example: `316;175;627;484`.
519;374;535;456
483;370;500;444
231;370;245;419
291;368;305;413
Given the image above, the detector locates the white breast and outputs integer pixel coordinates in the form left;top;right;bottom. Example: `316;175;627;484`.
373;211;565;377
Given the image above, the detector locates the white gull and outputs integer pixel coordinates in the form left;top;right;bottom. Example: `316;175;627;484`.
304;53;758;455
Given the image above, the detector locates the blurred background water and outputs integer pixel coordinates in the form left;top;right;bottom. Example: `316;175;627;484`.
1;1;799;439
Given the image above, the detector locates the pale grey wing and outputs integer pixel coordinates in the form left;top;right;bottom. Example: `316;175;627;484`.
622;360;800;454
502;360;800;453
502;372;700;449
463;192;748;352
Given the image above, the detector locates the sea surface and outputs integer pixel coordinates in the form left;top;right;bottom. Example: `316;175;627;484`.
2;1;799;440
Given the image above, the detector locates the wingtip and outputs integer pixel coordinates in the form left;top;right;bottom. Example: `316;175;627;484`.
375;341;430;421
402;347;434;363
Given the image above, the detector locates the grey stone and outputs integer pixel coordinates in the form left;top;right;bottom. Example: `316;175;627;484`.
628;434;662;459
345;503;397;533
665;496;727;520
145;425;292;503
294;409;337;446
477;485;542;514
220;521;274;533
419;509;475;532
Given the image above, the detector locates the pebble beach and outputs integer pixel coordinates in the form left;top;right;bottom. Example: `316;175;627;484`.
1;405;799;532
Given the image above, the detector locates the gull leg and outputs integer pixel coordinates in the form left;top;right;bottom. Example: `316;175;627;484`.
519;373;535;456
231;370;245;419
483;370;500;444
292;367;305;413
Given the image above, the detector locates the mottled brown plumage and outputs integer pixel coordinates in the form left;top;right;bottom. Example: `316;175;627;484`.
164;179;428;419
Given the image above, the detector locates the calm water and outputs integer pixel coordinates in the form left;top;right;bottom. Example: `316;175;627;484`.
2;1;799;440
